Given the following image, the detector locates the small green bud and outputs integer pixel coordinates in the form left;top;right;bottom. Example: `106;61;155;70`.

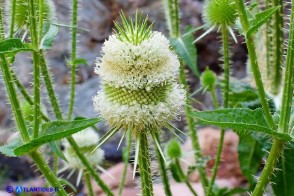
165;139;182;159
200;67;217;90
203;0;237;28
21;101;34;122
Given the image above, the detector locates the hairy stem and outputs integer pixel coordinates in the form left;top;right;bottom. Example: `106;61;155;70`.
138;132;154;196
40;52;63;120
118;127;132;196
11;70;49;122
67;0;78;120
174;159;198;196
30;151;68;196
234;0;276;129
252;139;283;196
207;25;230;196
9;0;16;38
278;0;294;134
67;136;114;196
0;55;30;142
155;132;172;196
179;65;209;191
84;171;94;196
266;0;283;95
28;0;41;139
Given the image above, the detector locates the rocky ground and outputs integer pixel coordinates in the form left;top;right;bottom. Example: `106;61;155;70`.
0;0;248;195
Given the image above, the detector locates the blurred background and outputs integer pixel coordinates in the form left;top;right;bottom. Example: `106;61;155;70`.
0;0;248;195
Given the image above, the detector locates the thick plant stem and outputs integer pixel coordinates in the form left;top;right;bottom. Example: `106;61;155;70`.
38;0;44;42
40;53;63;120
235;1;287;195
234;0;276;130
278;0;294;134
118;127;132;196
252;139;283;196
67;136;114;196
155;132;172;196
11;70;49;122
179;65;209;191
9;0;16;38
67;0;78;120
207;25;230;196
266;0;283;95
84;171;94;196
30;151;68;196
138;132;154;196
174;159;198;196
28;0;41;139
0;56;30;142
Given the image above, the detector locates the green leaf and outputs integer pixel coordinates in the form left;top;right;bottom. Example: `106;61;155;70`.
226;82;276;112
40;24;59;50
14;118;100;156
59;178;77;192
247;6;280;37
272;142;294;196
169;163;183;182
0;38;33;54
49;141;67;161
191;108;291;141
0;140;22;157
238;134;263;187
170;26;199;77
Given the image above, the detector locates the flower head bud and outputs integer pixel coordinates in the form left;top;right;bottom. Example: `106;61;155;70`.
7;0;55;31
203;0;237;28
93;13;185;133
165;139;182;160
21;101;34;122
200;67;217;90
63;128;104;170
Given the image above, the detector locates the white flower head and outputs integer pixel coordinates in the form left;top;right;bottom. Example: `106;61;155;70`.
63;128;104;170
93;12;186;135
95;32;180;90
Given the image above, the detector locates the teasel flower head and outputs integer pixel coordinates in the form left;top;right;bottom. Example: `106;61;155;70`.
93;12;185;135
194;0;238;43
60;128;107;186
6;0;55;33
92;12;186;175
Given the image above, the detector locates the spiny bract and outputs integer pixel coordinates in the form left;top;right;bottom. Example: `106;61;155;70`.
203;0;237;28
7;0;55;31
93;13;185;134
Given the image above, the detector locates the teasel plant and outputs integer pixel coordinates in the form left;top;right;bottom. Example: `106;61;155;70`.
162;0;209;194
0;0;113;195
92;12;186;196
235;0;294;195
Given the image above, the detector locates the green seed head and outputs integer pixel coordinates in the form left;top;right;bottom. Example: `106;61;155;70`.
203;0;237;28
165;139;182;159
8;0;55;31
104;84;172;106
200;67;217;90
21;101;34;122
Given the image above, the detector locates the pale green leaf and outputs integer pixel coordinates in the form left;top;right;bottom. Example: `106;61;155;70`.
0;140;22;157
191;108;291;141
247;6;280;37
40;24;59;50
238;134;263;186
170;26;199;76
14;118;100;156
